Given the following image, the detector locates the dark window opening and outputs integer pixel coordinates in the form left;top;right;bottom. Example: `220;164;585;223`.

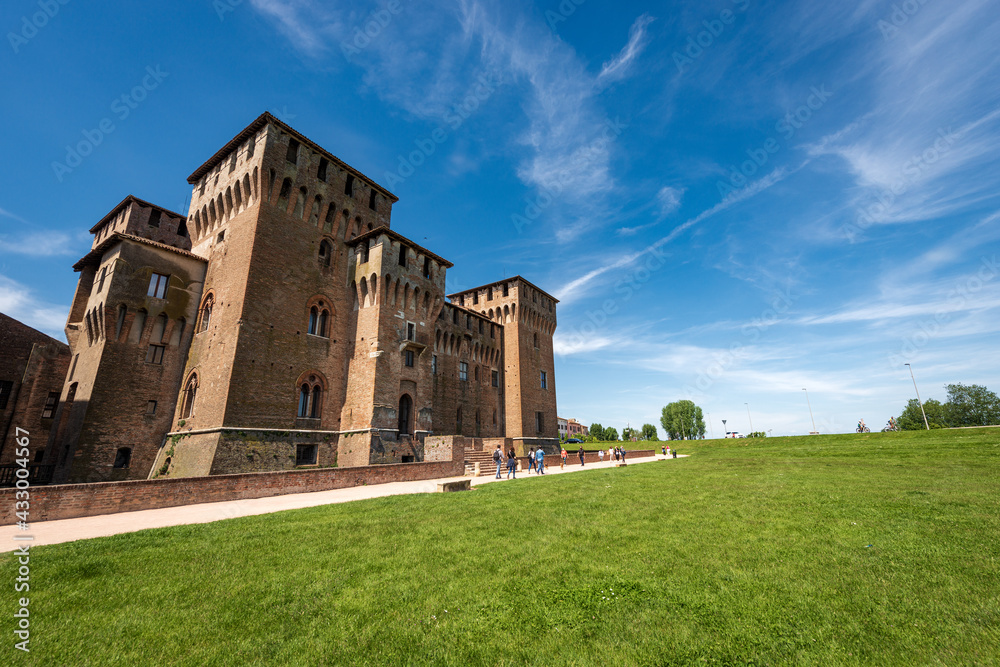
492;370;499;387
474;366;479;381
407;322;415;341
97;267;107;292
146;400;157;415
423;257;431;279
318;240;332;268
146;345;166;365
148;209;161;228
278;177;292;202
479;320;484;334
404;350;414;367
182;376;197;418
286;138;300;164
344;174;355;196
360;242;369;263
41;392;59;419
369;189;377;210
503;283;509;297
247;138;255;158
398;245;407;267
398;394;412;435
113;447;132;469
459;362;468;381
452;309;458;324
473;292;479;305
296;444;318;466
33;450;44;463
317;157;328;182
177;216;188;237
217;230;225;243
541;370;547;389
311;386;322;418
536;412;544;434
229;152;237;173
487;289;493;301
401;455;415;463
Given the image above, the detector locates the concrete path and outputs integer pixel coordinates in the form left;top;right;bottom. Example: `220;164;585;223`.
0;454;687;552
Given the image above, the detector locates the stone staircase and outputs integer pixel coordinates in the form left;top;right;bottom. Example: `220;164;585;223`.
463;448;501;477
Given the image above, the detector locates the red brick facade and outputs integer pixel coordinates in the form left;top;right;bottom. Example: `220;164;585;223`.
25;112;559;485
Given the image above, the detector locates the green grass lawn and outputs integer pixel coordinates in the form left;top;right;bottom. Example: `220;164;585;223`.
4;429;1000;665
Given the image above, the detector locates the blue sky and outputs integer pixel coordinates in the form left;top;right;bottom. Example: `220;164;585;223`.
2;0;999;436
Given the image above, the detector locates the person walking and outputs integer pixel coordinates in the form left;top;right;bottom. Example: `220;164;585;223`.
506;448;517;479
620;446;627;463
578;445;585;466
560;447;568;469
528;448;536;474
536;447;545;474
598;448;605;463
493;445;504;479
608;446;614;462
614;447;619;462
661;445;667;457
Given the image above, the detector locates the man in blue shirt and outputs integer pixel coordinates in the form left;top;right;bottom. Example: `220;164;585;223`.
536;447;545;475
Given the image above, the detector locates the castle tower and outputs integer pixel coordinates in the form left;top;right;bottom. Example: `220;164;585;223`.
449;277;559;452
46;196;205;483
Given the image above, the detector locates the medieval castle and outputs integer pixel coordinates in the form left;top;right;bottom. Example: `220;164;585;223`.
0;112;559;484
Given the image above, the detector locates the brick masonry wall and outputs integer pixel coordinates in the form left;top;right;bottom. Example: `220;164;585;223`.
1;439;464;524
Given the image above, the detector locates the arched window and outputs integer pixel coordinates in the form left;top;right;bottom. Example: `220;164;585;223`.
277;177;292;208
533;332;539;349
310;385;322;419
318;309;328;337
318;240;332;268
293;186;307;219
307;302;330;338
309;195;322;225
297;374;324;419
152;313;168;343
298;384;310;417
308;306;319;334
398;394;412;435
131;309;148;343
323;205;336;233
198;295;213;333
181;374;198;419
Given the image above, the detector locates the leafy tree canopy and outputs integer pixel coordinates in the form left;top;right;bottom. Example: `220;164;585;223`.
896;398;947;430
589;423;605;441
604;427;619;442
661;400;706;440
641;423;659;441
945;383;1000;427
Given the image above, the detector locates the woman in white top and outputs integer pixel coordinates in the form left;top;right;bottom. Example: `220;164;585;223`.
598;449;605;462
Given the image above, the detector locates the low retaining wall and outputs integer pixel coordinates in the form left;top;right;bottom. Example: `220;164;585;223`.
1;442;464;524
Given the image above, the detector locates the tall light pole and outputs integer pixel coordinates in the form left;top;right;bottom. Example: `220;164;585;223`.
745;403;754;434
802;388;817;434
904;363;930;430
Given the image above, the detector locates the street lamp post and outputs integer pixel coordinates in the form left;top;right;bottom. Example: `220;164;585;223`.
802;388;817;434
904;363;931;430
745;403;754;434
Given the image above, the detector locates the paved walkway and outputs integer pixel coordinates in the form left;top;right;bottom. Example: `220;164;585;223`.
0;454;687;552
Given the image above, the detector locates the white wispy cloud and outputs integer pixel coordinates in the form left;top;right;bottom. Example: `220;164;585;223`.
0;275;69;339
656;186;683;217
597;14;655;85
0;230;78;257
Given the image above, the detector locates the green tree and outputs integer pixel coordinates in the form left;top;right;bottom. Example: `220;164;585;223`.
622;426;638;441
944;383;1000;426
661;400;706;440
604;427;619;442
589;423;605;441
896;398;948;430
641;423;659;440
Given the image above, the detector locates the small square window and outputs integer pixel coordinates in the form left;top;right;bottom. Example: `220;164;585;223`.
146;400;157;416
296;444;317;466
145;345;166;365
148;209;161;228
405;350;414;367
147;273;169;299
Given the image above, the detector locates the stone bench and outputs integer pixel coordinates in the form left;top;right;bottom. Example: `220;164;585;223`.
437;479;471;492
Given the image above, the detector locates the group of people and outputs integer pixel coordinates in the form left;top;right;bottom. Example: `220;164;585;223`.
492;445;549;478
596;446;628;463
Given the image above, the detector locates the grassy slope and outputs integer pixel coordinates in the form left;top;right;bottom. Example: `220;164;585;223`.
3;429;999;666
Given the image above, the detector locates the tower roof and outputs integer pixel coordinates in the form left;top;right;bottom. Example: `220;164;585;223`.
447;276;559;303
88;195;186;234
186;112;399;202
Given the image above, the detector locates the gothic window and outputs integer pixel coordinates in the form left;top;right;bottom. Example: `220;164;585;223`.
297;375;323;419
181;374;198;418
277;178;292;207
293;187;307;219
198;295;213;333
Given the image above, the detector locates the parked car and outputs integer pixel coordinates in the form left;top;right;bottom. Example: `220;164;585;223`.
566;438;583;444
